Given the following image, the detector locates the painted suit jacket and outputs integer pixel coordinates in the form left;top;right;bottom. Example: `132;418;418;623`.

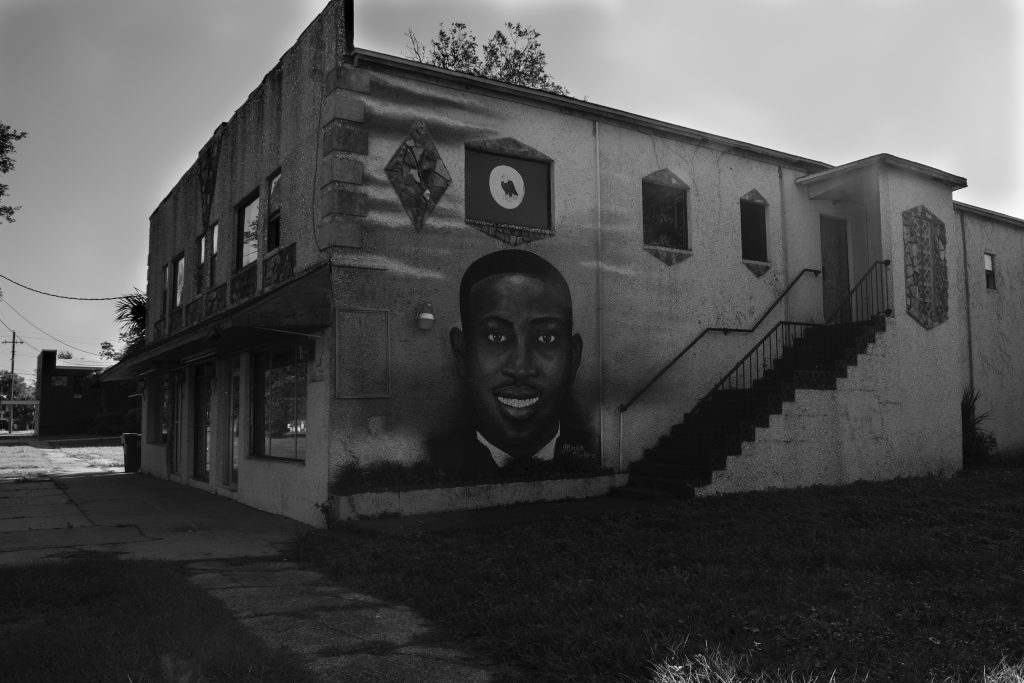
426;424;597;481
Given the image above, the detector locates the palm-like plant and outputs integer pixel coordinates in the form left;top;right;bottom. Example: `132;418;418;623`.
962;383;997;467
114;289;147;354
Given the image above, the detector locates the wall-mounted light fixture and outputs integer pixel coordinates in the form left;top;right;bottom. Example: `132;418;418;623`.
416;303;435;331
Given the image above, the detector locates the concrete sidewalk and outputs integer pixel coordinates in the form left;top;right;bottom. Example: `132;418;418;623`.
0;473;310;565
0;471;501;681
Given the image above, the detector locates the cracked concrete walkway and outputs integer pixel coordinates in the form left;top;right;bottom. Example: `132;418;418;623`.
0;457;499;680
190;560;498;682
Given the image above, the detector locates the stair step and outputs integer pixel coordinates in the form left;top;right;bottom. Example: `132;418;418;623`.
632;459;719;480
628;476;697;498
672;419;756;441
610;485;676;502
645;447;730;467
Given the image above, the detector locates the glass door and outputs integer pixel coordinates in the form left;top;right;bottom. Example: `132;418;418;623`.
193;365;213;481
225;359;240;486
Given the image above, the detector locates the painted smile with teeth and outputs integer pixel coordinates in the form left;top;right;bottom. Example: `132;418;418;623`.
497;396;539;408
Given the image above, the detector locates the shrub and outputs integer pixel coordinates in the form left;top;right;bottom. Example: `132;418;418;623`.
124;408;141;433
962;384;998;468
93;412;126;436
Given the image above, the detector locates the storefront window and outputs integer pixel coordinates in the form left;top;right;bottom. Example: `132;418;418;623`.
252;346;307;460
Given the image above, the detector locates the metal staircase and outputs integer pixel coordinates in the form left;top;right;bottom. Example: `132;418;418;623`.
616;260;893;501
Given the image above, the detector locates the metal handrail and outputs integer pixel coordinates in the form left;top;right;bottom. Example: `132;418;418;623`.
618;268;820;414
691;320;819;413
824;259;892;325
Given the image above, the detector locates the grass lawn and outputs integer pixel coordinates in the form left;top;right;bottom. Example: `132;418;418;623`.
0;553;317;683
290;467;1024;683
0;443;58;479
58;445;125;468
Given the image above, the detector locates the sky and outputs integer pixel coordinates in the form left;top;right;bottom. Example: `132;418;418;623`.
0;0;1020;383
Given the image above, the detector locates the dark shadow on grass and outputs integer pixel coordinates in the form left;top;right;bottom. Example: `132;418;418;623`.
0;551;318;683
288;469;1024;683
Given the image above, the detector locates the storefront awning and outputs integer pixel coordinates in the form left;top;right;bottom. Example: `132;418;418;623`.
101;263;332;382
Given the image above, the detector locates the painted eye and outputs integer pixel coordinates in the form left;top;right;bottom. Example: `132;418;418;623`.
486;332;507;343
537;333;557;344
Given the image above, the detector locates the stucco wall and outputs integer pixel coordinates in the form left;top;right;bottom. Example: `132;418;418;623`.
325;65;839;479
700;318;959;495
959;209;1024;457
876;166;966;469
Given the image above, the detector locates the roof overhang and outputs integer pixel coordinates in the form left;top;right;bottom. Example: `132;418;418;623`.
100;263;332;383
954;201;1024;230
352;48;832;176
796;153;967;202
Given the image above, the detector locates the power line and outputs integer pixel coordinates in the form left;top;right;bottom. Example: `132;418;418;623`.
0;314;38;351
0;300;102;357
0;272;124;300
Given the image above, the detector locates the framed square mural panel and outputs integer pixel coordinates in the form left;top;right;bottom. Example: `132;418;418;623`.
335;309;390;398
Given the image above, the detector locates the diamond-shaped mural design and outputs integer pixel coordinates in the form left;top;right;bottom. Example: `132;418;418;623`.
384;121;451;232
903;205;948;330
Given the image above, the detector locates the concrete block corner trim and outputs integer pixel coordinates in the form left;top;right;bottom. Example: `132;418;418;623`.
318;218;363;249
325;66;370;94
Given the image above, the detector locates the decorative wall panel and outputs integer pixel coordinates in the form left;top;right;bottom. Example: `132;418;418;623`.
902;205;948;330
384;122;451;232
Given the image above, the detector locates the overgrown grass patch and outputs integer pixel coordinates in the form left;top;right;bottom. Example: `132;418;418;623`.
291;468;1024;682
0;552;316;683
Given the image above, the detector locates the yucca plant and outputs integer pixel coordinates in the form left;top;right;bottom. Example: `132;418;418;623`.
962;383;997;468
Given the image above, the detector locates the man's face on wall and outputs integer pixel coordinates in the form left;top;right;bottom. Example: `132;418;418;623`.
451;273;582;459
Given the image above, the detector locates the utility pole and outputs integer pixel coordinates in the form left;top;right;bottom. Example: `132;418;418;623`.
2;330;24;434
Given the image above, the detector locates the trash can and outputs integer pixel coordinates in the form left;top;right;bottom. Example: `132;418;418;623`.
122;433;142;473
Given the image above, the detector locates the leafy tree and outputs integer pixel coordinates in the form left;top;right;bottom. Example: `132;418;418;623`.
0;370;33;431
101;289;147;362
0;122;27;223
57;350;73;359
404;22;569;96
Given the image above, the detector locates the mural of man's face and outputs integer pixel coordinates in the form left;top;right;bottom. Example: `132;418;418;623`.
451;272;583;459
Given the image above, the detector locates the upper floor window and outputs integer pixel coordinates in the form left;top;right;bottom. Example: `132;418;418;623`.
267;172;282;251
984;253;996;290
196;234;207;294
161;265;169;317
210;223;219;286
642;179;689;252
740;191;768;263
237;195;259;270
171;255;185;309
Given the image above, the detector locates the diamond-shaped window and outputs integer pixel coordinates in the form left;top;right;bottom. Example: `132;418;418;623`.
384;122;451;232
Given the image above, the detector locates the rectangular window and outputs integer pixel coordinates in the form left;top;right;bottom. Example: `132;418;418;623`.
642;181;688;251
172;255;185;308
252;346;308;461
72;376;83;399
196;235;206;294
237;196;259;270
267;172;281;251
984;253;996;290
740;201;768;263
50;375;68;387
162;265;169;317
210;223;219;286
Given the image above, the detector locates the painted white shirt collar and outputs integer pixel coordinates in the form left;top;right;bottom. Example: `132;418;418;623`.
477;425;561;468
